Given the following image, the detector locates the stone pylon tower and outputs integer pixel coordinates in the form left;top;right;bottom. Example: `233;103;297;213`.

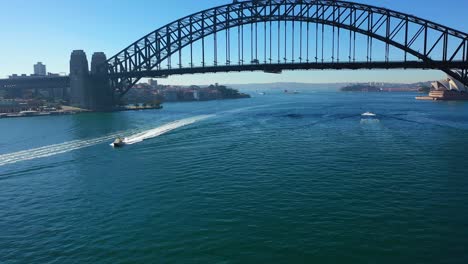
70;50;89;108
90;52;114;111
69;50;114;111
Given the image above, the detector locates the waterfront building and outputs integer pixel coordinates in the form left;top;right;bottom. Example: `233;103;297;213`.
148;79;158;87
417;76;468;101
193;90;200;100
162;90;178;102
431;76;467;92
425;89;468;100
0;99;42;113
34;62;47;76
181;90;195;101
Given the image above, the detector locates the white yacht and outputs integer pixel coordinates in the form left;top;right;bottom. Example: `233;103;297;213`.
361;112;377;117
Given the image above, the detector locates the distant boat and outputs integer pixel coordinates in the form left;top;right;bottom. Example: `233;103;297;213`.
111;138;126;148
361;112;377;117
258;92;266;95
19;110;39;116
284;90;300;94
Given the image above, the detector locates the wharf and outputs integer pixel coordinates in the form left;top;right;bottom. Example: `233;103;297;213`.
0;104;163;119
415;96;435;100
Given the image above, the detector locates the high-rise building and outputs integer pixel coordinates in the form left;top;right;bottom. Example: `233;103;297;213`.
148;79;158;87
33;62;46;76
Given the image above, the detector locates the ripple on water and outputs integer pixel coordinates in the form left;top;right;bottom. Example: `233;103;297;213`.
1;93;468;263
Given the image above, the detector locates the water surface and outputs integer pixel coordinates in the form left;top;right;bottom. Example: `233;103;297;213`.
1;92;468;263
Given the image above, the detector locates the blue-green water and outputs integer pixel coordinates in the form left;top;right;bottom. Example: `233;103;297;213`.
1;92;468;263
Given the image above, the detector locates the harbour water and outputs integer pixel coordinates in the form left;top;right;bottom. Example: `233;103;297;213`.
1;91;468;263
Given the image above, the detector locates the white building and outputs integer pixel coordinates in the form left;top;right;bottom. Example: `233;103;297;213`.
431;76;467;92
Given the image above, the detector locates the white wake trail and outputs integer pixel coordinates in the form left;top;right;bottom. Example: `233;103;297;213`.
0;135;119;167
123;115;214;145
0;128;144;167
0;115;214;167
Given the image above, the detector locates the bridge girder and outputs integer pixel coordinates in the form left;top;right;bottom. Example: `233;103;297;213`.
107;0;468;97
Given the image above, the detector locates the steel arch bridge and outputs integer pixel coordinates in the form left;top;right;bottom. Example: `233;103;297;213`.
107;0;468;98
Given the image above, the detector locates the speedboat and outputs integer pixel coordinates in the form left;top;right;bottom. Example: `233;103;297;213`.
111;138;126;148
361;112;377;117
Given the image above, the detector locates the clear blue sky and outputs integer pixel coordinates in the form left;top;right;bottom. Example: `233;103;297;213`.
0;0;467;85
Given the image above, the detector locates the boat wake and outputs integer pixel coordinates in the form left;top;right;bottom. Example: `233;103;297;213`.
0;115;214;167
122;115;214;145
0;134;119;167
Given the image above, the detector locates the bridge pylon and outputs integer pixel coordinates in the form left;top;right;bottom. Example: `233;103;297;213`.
69;50;114;111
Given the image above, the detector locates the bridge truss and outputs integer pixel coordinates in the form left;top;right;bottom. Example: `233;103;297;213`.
107;0;468;97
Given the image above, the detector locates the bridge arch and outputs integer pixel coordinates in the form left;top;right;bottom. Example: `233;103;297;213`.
107;0;468;97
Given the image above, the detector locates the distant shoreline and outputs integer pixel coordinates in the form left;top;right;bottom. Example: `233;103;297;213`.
0;95;254;119
0;105;165;119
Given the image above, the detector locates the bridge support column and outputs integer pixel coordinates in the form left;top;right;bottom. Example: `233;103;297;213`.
70;50;90;109
69;50;114;111
89;52;114;111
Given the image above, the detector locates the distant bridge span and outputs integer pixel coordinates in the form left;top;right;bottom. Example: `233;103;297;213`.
107;0;468;97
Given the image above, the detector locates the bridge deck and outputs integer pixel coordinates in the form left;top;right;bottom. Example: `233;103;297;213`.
111;61;468;79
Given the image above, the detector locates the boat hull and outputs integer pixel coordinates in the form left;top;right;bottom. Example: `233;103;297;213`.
111;143;125;148
111;138;126;148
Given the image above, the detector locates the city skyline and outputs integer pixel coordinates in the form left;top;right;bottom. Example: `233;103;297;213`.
1;0;467;85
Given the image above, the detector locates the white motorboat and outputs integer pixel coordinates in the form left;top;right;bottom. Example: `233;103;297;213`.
111;138;126;148
361;112;377;117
